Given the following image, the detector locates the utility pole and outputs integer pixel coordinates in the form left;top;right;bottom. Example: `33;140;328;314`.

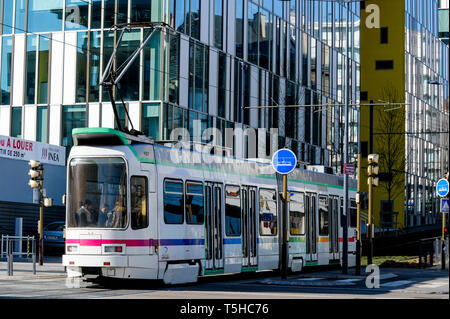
28;160;44;266
367;154;379;265
355;153;362;275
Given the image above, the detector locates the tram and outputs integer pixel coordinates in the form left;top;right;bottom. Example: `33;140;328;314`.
62;127;357;284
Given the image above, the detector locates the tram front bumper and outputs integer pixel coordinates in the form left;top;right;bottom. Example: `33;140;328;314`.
62;254;128;268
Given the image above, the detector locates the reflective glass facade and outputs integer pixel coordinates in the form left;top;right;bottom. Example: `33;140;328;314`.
405;0;449;225
0;0;361;174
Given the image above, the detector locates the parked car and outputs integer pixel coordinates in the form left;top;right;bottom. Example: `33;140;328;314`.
43;221;65;249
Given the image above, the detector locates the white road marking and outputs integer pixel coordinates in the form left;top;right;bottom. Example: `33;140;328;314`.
382;280;414;287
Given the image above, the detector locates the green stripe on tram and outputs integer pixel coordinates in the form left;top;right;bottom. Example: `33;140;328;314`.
204;269;225;276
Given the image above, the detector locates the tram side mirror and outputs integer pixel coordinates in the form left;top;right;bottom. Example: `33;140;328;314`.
62;194;67;205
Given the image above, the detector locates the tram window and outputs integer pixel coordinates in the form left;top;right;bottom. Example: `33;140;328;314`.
164;180;184;224
67;157;127;229
225;185;241;236
186;182;204;224
319;195;329;236
259;189;277;236
131;176;148;229
350;199;357;228
290;192;305;235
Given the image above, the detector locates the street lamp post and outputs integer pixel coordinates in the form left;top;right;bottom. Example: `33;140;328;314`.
429;79;448;270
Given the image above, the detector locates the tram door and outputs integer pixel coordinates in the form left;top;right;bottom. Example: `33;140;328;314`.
306;193;317;261
205;183;224;270
329;196;339;260
241;186;258;268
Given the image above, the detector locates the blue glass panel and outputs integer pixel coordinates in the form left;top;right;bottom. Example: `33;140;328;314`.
65;0;89;30
25;35;37;104
142;103;160;140
2;0;14;34
38;36;50;104
15;0;27;33
37;106;48;143
0;36;12;105
11;107;22;138
131;0;152;22
89;31;101;102
27;0;63;33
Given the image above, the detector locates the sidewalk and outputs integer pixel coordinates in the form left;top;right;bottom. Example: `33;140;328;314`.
0;256;66;280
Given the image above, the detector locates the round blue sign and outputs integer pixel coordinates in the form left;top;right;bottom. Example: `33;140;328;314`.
436;178;449;197
272;149;297;175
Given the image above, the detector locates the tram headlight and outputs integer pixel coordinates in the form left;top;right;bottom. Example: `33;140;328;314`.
104;245;124;253
66;245;78;253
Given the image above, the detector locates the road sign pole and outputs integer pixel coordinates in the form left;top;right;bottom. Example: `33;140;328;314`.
272;148;297;280
282;174;288;280
442;212;446;270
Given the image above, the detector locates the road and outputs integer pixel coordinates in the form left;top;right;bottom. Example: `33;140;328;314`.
0;261;448;300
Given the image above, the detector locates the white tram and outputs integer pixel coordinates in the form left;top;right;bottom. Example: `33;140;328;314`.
63;127;357;284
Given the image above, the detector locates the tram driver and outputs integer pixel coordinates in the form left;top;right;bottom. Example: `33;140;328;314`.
77;199;93;227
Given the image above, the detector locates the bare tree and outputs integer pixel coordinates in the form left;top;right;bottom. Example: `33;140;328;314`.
374;85;406;226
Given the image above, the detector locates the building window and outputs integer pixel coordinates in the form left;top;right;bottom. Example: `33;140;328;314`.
131;0;152;22
25;35;37;105
36;106;48;143
65;0;89;30
62;105;86;156
76;31;88;103
0;36;13;105
189;41;209;113
143;28;162;101
165;31;180;104
27;0;64;33
214;0;223;49
1;0;14;34
142;103;160;140
380;27;388;44
11;107;22;138
375;60;394;70
37;35;50;104
217;52;227;118
235;0;244;58
88;31;101;102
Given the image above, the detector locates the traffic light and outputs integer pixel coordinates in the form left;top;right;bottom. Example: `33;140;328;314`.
28;160;42;189
368;154;379;187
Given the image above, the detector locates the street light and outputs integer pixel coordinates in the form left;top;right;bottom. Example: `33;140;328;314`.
428;79;448;270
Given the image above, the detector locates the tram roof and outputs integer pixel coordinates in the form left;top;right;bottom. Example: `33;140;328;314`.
72;127;154;146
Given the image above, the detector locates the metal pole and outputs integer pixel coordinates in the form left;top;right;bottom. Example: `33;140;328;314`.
39;165;44;266
356;153;361;275
442;210;446;270
341;2;350;275
282;174;289;280
368;173;373;265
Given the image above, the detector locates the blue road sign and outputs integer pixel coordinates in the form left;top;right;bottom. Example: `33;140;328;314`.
441;199;449;213
436;179;449;197
272;149;297;175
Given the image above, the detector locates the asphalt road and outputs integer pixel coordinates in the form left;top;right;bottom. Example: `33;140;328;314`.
0;261;448;300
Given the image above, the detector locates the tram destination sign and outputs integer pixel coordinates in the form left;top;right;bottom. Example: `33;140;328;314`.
272;149;297;175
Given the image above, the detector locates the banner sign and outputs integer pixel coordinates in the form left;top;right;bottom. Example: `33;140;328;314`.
0;135;66;166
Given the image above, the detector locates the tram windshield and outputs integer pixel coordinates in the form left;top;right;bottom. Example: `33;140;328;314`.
67;157;127;229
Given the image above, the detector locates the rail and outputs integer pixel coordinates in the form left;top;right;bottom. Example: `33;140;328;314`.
1;235;37;276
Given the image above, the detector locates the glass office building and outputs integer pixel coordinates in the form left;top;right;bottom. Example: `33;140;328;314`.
0;0;360;174
405;0;449;226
